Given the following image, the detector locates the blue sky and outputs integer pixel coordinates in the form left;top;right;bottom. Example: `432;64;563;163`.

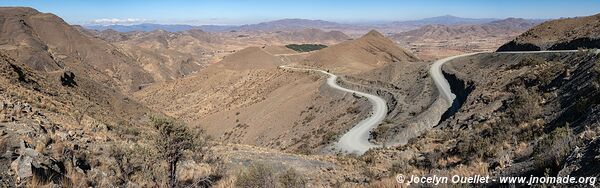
1;0;600;25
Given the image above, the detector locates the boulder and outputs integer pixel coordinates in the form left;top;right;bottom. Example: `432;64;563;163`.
10;155;34;182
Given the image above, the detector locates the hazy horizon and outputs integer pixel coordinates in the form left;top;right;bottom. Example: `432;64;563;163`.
1;0;599;25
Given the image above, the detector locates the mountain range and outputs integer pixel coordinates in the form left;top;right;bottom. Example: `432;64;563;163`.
393;18;542;42
84;15;544;33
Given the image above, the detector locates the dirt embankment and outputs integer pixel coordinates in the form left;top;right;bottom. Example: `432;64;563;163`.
437;51;600;178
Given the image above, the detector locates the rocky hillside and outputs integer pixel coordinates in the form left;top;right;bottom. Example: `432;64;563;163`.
0;51;176;187
302;30;419;73
0;7;154;92
498;13;600;51
342;50;600;187
390;51;600;182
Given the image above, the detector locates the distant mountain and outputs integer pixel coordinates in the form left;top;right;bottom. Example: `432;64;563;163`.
197;25;237;32
85;16;513;34
391;15;499;26
498;13;600;51
85;19;348;33
392;17;542;42
86;23;201;32
236;18;347;31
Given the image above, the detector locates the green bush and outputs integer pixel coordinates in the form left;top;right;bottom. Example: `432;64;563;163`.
285;44;327;52
152;117;199;188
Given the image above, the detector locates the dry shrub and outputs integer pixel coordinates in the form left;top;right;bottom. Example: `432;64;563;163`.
510;87;542;123
533;126;575;175
62;166;88;188
278;168;306;188
235;162;276;188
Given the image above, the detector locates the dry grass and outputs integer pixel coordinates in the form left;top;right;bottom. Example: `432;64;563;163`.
62;167;88;188
367;177;405;188
0;136;8;155
27;175;53;188
214;175;236;188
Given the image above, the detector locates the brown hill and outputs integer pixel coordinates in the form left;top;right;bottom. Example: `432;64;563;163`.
215;47;284;70
262;45;298;55
108;29;220;82
302;30;419;73
0;7;153;92
97;29;130;42
498;13;600;51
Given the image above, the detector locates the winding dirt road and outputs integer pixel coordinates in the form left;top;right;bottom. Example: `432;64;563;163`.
280;49;588;155
279;65;387;154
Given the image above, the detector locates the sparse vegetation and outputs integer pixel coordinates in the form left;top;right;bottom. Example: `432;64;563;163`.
321;130;338;144
533;126;575;175
153;117;201;188
235;162;306;188
111;143;162;185
509;56;546;69
285;44;327;52
509;87;542;123
278;168;306;188
235;162;276;188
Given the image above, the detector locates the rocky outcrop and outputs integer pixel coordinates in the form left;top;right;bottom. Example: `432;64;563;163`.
496;41;542;52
